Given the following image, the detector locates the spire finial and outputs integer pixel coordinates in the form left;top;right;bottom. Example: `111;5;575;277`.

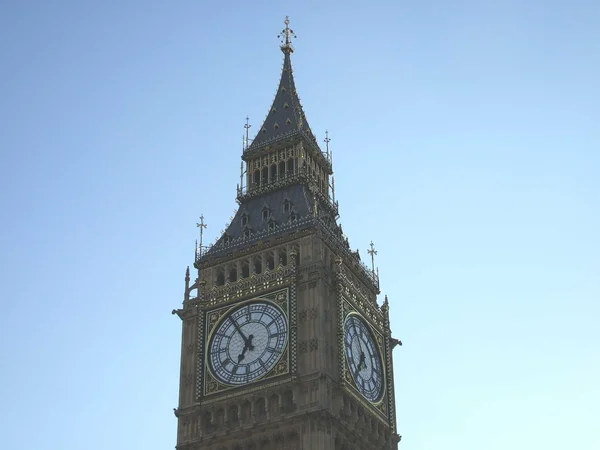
244;116;251;150
278;16;296;53
367;241;378;274
324;129;331;160
196;215;207;257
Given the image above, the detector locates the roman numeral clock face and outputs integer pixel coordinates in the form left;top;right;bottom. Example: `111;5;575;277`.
208;301;288;385
344;314;384;403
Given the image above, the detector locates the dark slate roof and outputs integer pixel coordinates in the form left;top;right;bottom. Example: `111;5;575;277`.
204;183;315;256
247;49;319;151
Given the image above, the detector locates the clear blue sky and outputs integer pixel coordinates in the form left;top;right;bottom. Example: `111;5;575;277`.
1;1;599;449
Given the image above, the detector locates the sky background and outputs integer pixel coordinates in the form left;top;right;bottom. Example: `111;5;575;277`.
1;1;599;449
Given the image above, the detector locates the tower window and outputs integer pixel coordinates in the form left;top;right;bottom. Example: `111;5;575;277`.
228;266;237;282
244;229;251;239
283;199;291;212
268;220;276;231
253;255;262;274
262;208;270;220
279;248;288;266
241;260;250;278
278;161;285;178
216;268;225;286
241;215;248;227
266;252;275;270
255;398;266;420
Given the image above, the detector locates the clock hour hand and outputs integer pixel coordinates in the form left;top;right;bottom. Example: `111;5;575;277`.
228;316;254;350
237;334;254;362
354;351;366;378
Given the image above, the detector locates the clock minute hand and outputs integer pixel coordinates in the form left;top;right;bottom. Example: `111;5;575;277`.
228;316;250;343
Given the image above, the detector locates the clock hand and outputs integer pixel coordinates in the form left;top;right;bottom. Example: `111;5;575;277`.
354;351;366;378
237;334;255;362
228;316;254;349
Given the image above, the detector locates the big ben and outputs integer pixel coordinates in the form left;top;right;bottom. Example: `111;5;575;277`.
173;18;401;450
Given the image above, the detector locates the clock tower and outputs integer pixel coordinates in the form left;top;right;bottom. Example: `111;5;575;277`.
173;18;401;450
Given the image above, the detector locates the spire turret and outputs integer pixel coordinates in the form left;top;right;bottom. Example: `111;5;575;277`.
246;17;318;152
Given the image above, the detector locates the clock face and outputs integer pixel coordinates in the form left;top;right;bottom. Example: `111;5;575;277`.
344;314;384;403
208;300;288;385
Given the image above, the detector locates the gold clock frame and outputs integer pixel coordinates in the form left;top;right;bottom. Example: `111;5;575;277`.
343;311;386;405
198;287;293;398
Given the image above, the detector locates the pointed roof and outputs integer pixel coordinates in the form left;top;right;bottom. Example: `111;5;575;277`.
246;18;318;152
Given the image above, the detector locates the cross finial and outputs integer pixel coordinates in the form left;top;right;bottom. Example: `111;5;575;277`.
278;16;296;53
196;215;208;257
367;241;377;274
244;116;251;150
324;129;331;159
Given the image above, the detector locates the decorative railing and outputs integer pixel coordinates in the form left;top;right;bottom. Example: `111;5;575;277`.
197;215;314;262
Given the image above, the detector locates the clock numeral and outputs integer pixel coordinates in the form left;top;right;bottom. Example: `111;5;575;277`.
266;346;281;354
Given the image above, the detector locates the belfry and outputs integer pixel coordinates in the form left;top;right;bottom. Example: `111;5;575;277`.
173;18;401;450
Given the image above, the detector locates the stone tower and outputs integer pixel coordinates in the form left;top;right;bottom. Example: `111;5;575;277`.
173;18;401;450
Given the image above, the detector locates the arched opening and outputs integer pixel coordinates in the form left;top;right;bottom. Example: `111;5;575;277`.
253;255;262;274
278;161;285;178
278;248;287;266
215;408;224;427
255;397;266;420
241;401;252;424
241;260;250;278
228;265;237;283
270;164;277;182
282;389;295;413
268;394;279;418
253;170;260;187
202;411;212;432
216;268;225;286
227;404;239;426
262;167;268;185
266;252;275;271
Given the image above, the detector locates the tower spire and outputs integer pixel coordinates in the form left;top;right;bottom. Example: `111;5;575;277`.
246;17;319;152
